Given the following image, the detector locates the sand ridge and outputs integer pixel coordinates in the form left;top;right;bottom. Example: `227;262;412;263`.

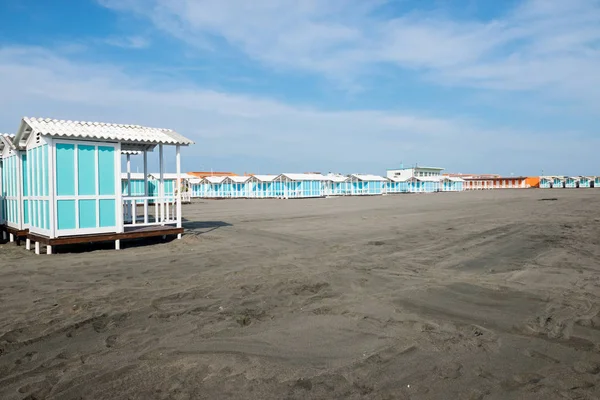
0;190;599;399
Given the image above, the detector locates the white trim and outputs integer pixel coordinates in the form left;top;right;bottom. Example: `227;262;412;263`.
48;138;56;238
176;145;182;230
115;142;123;233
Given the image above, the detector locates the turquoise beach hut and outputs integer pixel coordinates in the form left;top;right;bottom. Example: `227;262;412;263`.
539;177;553;189
276;173;326;198
324;175;350;196
565;177;579;188
12;117;193;254
552;177;565;188
579;176;592;188
349;174;386;195
0;133;29;242
249;175;278;198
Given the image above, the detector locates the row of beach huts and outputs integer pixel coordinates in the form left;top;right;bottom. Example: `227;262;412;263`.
1;118;598;254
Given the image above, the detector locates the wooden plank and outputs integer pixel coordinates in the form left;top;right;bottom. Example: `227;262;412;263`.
27;227;183;246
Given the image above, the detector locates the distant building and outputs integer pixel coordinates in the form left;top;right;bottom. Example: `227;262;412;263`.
386;165;444;180
188;171;237;178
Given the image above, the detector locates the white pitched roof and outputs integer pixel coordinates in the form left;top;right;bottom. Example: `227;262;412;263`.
0;134;15;152
325;174;349;182
15;117;193;149
279;173;327;181
205;176;227;184
251;175;278;182
351;174;387;181
387;176;412;182
226;176;251;183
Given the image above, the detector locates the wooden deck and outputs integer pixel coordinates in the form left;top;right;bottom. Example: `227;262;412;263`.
0;225;29;245
27;225;183;247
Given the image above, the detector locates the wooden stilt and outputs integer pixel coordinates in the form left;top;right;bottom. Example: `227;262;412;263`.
35;242;40;255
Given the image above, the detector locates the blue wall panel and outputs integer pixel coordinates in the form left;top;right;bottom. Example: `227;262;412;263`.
56;144;75;196
78;145;96;195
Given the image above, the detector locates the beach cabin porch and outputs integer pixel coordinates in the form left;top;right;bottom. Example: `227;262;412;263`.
349;174;386;195
0;133;29;243
13;118;193;254
385;177;404;194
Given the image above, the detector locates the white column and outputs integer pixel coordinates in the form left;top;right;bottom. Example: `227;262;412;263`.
143;150;148;224
176;145;182;239
115;239;120;250
26;238;31;250
159;144;164;225
34;241;40;255
126;154;132;197
46;245;52;255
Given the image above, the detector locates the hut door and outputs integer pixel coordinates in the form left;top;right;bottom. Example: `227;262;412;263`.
54;140;118;236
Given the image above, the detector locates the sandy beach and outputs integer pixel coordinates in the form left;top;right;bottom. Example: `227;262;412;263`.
1;190;599;399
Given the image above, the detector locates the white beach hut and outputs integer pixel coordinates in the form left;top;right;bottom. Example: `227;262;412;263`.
12;117;193;254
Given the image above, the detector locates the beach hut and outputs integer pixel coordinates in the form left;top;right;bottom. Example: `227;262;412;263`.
248;175;278;198
0;133;29;242
552;177;565;188
12;117;193;254
565;177;579;188
594;177;600;188
440;176;464;192
323;174;350;196
190;177;207;198
417;176;441;193
579;176;592;188
539;177;553;189
348;174;386;196
275;173;327;199
385;177;401;194
225;176;251;198
203;176;227;198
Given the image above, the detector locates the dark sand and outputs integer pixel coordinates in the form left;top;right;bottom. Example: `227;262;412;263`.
1;190;599;399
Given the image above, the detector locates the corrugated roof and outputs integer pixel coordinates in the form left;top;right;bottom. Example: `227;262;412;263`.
16;117;193;147
351;174;387;181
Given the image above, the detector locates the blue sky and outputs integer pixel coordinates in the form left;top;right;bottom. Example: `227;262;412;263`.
0;0;599;175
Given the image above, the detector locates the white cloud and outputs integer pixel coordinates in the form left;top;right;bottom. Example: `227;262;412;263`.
101;35;150;49
97;0;600;105
0;45;596;175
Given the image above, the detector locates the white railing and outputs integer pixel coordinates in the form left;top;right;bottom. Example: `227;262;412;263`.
123;196;178;227
181;191;191;204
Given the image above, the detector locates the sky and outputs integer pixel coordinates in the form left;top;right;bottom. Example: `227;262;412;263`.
0;0;599;176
